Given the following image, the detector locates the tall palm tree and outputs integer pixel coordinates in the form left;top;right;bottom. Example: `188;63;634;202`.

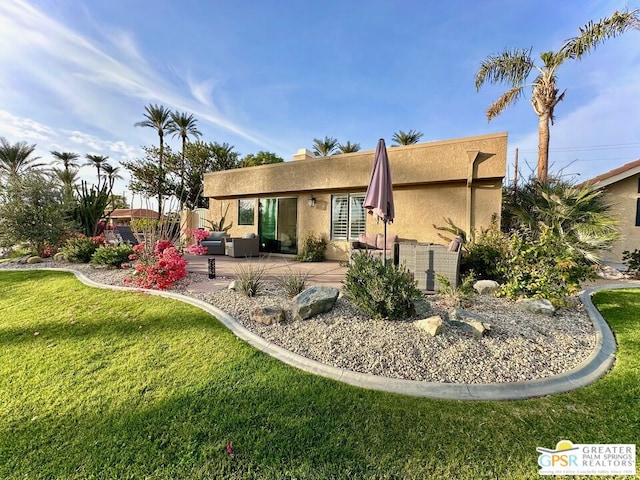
475;8;640;183
51;166;79;203
85;154;110;188
0;137;43;181
134;103;174;217
312;136;338;157
337;141;361;153
51;151;80;173
101;163;123;191
167;111;201;209
391;130;423;146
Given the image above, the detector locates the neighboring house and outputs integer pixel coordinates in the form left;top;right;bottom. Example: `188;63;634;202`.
201;132;507;261
105;208;165;227
585;158;640;264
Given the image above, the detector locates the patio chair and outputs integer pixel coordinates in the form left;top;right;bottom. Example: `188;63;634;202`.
116;226;139;245
398;236;462;291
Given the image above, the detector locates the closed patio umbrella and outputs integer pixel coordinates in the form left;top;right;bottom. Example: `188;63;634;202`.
363;138;395;261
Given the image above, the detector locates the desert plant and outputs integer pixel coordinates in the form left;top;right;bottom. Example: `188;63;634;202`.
91;244;135;268
207;203;233;232
436;272;476;308
74;180;113;237
295;232;328;262
276;266;309;297
502;178;618;264
622;249;640;278
233;262;265;297
343;251;423;319
61;235;105;263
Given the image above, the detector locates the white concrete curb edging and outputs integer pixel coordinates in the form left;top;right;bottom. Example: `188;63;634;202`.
8;268;634;401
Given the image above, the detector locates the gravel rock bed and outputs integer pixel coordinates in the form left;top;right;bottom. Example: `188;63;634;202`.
2;260;597;384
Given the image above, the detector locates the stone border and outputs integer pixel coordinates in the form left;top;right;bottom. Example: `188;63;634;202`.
7;268;635;400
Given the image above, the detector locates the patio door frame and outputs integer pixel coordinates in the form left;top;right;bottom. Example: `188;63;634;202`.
258;196;299;254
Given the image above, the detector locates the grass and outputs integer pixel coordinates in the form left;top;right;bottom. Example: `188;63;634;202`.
0;271;638;479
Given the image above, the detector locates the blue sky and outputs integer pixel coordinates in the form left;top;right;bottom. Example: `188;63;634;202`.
1;0;639;206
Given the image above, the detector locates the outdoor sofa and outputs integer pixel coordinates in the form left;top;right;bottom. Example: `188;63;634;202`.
350;233;399;262
225;233;260;258
200;231;228;255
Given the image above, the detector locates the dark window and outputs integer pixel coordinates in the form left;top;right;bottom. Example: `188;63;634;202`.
636;198;640;226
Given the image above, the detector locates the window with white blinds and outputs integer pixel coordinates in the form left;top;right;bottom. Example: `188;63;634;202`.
331;193;366;240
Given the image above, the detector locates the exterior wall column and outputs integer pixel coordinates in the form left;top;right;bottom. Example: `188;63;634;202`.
466;150;480;237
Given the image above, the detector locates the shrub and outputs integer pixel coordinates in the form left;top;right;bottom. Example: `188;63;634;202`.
436;272;476;308
462;224;509;282
276;267;309;297
91;244;135;268
124;241;187;290
61;235;105;263
233;262;265;297
295;232;328;262
622;249;640;278
343;251;423;319
496;227;596;306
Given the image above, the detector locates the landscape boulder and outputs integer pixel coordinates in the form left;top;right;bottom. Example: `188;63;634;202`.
291;286;339;321
26;256;43;264
250;306;286;326
414;316;444;336
473;280;500;295
516;298;555;316
449;308;492;339
227;280;237;290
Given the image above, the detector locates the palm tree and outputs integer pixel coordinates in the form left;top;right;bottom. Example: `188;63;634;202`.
134;104;174;217
85;154;110;188
392;130;423;146
312;136;339;157
51;166;79;203
337;141;361;153
475;8;640;183
51;151;80;173
0;137;43;181
101;163;123;190
167;111;201;209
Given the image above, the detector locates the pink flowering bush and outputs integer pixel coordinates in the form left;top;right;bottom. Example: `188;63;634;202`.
124;240;187;290
185;243;208;255
184;228;211;256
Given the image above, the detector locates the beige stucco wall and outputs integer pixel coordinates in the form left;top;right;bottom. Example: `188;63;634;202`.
202;132;507;261
600;175;640;264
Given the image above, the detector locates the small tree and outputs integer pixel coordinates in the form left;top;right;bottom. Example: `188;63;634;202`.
74;181;113;237
0;173;72;255
240;151;284;167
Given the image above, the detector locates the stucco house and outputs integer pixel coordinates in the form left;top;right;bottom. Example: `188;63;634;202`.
585;158;640;264
197;132;507;261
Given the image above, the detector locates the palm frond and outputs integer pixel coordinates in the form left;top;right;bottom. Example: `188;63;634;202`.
474;48;534;90
486;85;526;120
559;8;640;60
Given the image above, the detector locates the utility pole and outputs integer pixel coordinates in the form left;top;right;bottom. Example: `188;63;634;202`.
513;148;519;188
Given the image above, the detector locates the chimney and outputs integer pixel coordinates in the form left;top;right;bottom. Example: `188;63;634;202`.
293;148;315;161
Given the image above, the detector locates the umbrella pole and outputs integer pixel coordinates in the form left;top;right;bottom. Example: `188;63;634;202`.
383;221;387;265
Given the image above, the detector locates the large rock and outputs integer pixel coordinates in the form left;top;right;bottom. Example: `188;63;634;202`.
414;316;444;336
250;307;286;326
597;265;625;280
292;286;339;321
473;280;499;295
26;256;43;264
516;298;555;316
449;308;492;339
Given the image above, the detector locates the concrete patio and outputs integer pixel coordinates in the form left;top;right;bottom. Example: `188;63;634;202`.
183;253;347;292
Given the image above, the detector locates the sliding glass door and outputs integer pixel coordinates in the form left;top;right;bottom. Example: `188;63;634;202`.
258;197;298;254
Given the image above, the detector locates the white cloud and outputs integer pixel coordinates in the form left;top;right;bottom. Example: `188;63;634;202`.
0;0;269;147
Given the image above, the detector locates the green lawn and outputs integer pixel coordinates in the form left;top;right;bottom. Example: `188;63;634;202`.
0;270;638;479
